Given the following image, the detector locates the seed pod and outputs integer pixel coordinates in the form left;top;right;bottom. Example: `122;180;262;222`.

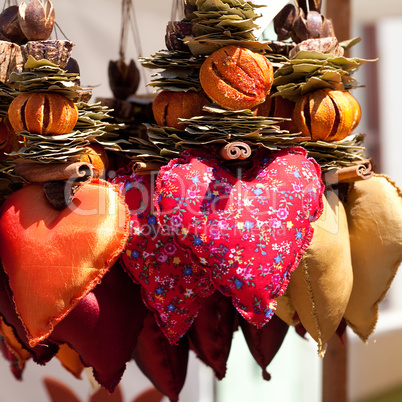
0;6;27;44
165;21;193;52
18;0;55;41
293;88;361;142
108;59;140;100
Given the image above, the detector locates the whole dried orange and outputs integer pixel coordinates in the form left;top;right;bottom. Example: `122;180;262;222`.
199;45;273;111
293;88;361;141
8;92;78;135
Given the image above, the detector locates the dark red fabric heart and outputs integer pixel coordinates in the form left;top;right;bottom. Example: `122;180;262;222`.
239;313;289;380
0;266;59;365
155;147;324;328
50;261;148;393
111;169;214;344
188;291;237;380
132;313;189;402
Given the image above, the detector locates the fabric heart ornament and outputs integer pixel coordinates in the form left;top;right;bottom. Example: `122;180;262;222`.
239;313;289;381
187;291;237;380
0;316;32;376
50;261;148;393
344;174;402;341
0;266;59;365
287;190;353;356
0;179;129;347
55;344;84;380
132;313;189;402
111;168;213;344
155;147;324;327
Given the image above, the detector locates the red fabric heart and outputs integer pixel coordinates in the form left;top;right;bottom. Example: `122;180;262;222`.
132;313;189;402
0;179;130;347
239;313;289;381
111;169;213;344
188;291;237;380
155;147;324;328
50;261;148;393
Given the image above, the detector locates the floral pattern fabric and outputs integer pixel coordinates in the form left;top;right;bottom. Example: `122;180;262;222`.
155;147;324;327
111;169;214;344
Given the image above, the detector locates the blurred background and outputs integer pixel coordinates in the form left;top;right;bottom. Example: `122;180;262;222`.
0;1;401;401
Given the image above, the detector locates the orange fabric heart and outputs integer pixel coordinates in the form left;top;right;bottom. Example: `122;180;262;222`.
0;179;129;347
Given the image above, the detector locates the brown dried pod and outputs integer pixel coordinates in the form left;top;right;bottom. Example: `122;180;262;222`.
18;0;55;41
108;59;140;100
273;3;297;41
0;6;27;44
291;9;309;42
292;88;361;142
184;0;197;16
165;21;193;52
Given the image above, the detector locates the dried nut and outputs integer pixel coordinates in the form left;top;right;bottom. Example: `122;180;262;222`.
293;88;361;142
165;21;193;52
8;92;78;136
0;6;27;44
108;59;140;100
199;45;273;111
152;90;209;129
18;0;55;41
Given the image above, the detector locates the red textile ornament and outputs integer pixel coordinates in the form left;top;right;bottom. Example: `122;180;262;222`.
188;291;237;380
111;169;214;344
50;261;148;393
155;147;324;328
132;313;189;402
239;313;289;380
0;179;130;347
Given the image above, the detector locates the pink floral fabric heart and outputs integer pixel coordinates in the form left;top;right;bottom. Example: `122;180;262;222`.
111;168;214;344
155;147;324;327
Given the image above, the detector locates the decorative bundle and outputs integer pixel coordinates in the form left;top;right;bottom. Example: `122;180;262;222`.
0;1;400;402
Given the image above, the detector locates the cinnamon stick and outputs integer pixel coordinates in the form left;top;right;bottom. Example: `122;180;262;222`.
132;161;164;174
14;159;94;183
324;160;373;184
220;142;252;160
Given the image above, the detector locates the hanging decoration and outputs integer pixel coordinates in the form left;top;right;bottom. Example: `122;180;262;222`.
0;0;400;402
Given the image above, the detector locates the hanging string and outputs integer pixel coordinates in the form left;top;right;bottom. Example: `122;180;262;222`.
117;0;150;94
170;0;185;21
119;0;130;61
129;2;143;58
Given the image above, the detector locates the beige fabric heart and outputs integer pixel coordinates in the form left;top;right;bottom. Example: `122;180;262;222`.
344;174;402;341
287;190;353;356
